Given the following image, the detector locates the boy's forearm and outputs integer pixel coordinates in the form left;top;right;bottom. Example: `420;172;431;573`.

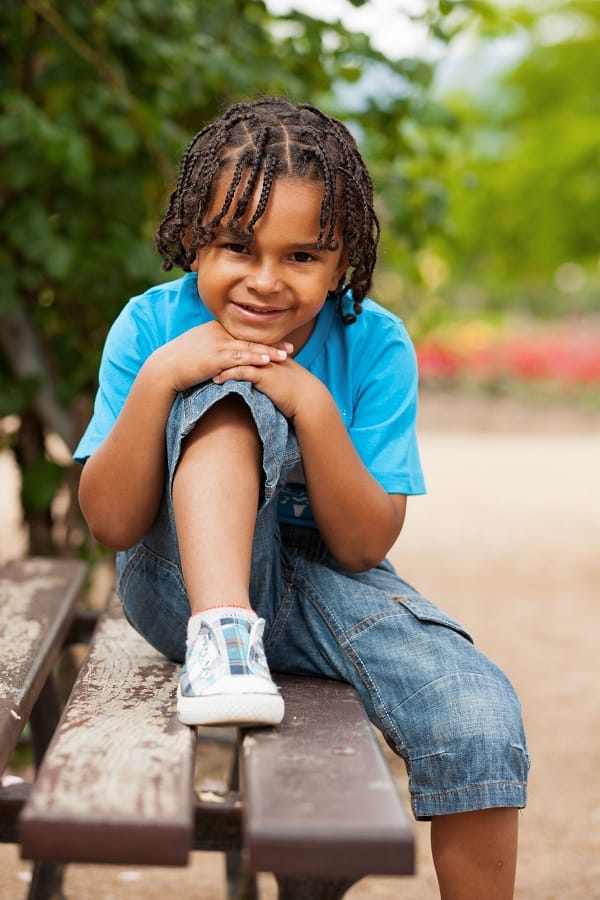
293;386;406;571
78;353;177;550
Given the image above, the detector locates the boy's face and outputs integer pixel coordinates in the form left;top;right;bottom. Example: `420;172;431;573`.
191;175;346;353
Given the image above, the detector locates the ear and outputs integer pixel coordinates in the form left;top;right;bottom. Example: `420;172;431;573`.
328;255;348;292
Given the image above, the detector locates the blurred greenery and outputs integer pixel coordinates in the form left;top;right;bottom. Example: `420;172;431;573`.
400;0;600;326
0;0;597;553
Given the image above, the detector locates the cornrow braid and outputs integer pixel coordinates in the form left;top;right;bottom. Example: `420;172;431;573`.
230;126;270;227
247;151;278;233
154;97;380;323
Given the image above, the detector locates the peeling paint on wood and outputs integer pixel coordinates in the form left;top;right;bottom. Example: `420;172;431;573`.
242;675;415;879
0;571;60;701
20;597;196;866
0;557;86;772
8;560;414;878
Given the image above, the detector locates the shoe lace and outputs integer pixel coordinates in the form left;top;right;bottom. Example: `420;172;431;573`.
248;619;269;673
189;628;215;676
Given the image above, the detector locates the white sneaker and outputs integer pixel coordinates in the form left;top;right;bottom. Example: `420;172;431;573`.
177;608;284;727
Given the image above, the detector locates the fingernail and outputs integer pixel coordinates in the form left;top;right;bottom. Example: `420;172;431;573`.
276;349;287;359
261;354;270;361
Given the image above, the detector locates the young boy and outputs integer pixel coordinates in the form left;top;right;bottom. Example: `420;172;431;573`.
75;97;529;898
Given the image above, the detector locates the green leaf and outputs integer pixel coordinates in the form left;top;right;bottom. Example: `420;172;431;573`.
0;265;18;313
21;458;65;513
0;374;38;417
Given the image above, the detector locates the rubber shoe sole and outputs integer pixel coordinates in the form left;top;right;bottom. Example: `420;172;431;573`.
177;680;284;727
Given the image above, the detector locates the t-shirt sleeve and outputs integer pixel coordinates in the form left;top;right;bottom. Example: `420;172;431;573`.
73;301;157;464
349;319;426;496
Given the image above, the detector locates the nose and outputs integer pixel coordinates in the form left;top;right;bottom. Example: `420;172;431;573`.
245;259;283;295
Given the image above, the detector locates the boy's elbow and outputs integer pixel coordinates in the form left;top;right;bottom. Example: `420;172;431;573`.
78;473;149;550
330;522;405;573
331;543;388;574
84;517;140;552
338;555;380;574
80;491;145;550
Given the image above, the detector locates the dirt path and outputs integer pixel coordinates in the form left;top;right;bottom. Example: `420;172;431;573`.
1;390;599;898
388;392;600;900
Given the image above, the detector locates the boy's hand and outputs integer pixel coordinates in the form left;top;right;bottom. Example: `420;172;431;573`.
212;355;322;421
151;321;292;394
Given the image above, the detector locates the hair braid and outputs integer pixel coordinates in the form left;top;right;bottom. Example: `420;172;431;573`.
303;130;338;250
154;97;380;322
212;151;248;225
229;126;270;227
247;151;277;232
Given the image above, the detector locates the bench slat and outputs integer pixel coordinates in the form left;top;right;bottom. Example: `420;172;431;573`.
19;597;196;867
242;674;415;879
0;557;86;774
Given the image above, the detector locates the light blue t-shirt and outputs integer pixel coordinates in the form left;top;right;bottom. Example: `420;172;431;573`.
75;273;426;526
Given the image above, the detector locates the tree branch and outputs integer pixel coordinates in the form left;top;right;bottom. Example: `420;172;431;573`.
0;305;75;449
25;0;127;91
24;0;175;184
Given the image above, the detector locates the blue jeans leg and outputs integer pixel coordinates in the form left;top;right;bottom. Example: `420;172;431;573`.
116;380;300;662
255;528;530;820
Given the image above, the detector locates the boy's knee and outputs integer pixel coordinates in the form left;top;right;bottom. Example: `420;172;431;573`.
179;392;260;455
166;380;300;503
406;671;529;814
442;672;527;762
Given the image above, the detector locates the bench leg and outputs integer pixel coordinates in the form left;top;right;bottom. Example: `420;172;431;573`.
276;877;358;899
27;675;67;899
27;861;66;900
29;674;62;768
225;744;258;900
226;855;259;900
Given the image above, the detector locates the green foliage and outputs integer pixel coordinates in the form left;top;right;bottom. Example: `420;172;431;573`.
0;0;458;402
432;0;600;316
0;373;38;417
0;0;466;549
21;456;64;512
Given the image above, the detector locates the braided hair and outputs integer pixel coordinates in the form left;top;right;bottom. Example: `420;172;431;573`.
154;97;380;324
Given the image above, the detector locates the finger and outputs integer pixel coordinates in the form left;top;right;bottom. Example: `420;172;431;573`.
240;341;290;361
221;348;274;367
272;341;294;355
213;365;263;384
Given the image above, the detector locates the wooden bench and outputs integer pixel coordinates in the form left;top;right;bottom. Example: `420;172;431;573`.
1;558;415;899
0;556;91;898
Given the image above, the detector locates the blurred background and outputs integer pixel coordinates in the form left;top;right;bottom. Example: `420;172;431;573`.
1;0;599;560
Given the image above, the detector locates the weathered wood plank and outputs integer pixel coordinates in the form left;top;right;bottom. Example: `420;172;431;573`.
242;675;415;880
19;597;196;866
0;557;87;774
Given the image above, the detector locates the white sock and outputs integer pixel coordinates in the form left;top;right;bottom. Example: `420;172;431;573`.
187;606;258;639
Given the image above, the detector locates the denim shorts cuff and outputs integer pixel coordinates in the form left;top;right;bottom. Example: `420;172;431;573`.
165;380;301;507
412;781;528;821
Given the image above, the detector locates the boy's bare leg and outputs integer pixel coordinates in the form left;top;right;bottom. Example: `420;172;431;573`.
172;395;261;614
431;808;518;900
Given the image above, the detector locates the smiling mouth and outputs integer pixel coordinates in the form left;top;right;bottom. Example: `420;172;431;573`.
234;301;285;315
